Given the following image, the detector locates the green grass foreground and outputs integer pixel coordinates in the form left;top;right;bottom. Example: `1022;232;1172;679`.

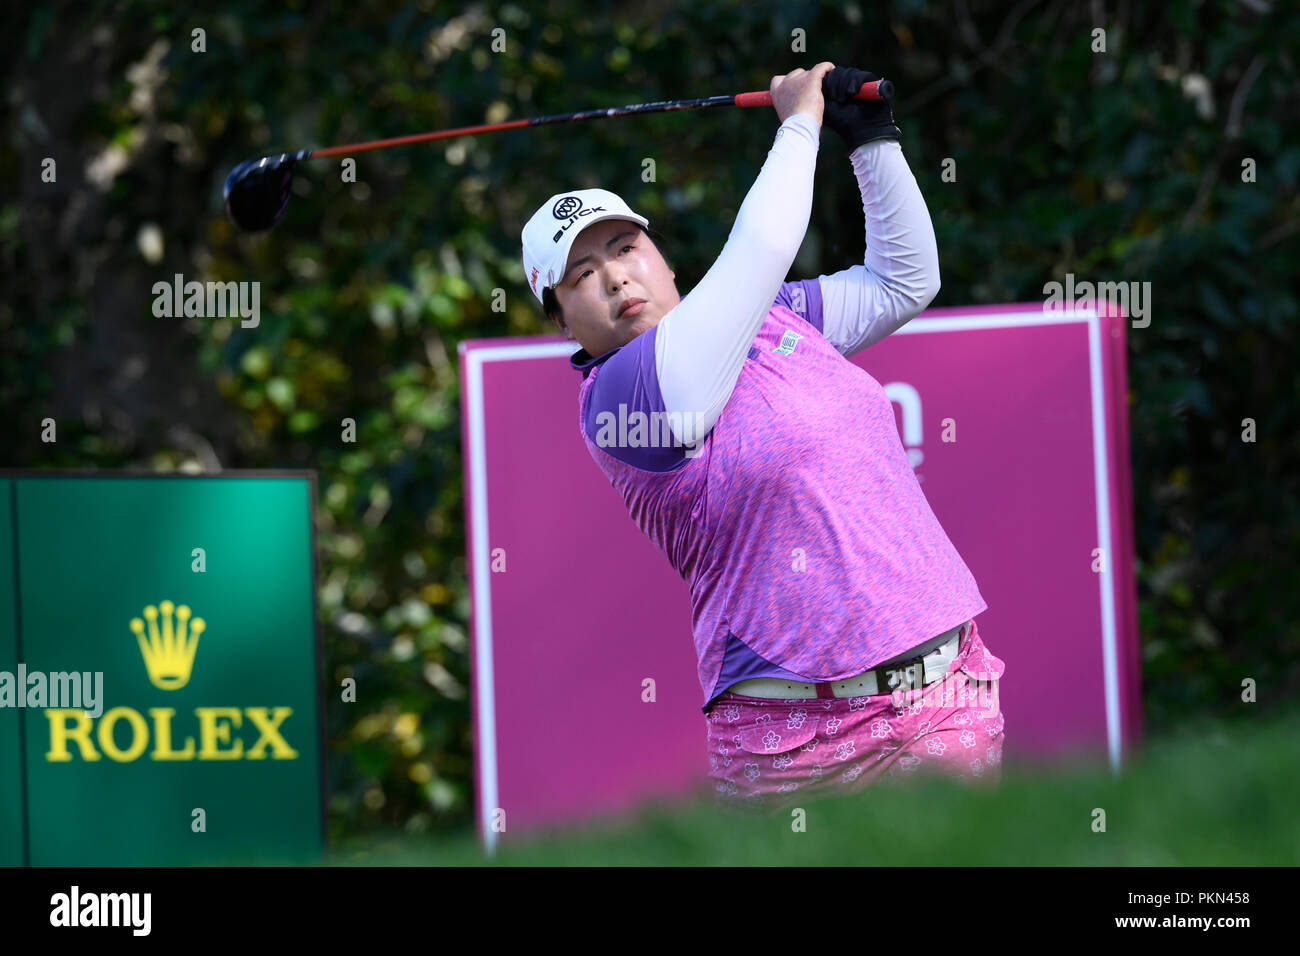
321;708;1299;867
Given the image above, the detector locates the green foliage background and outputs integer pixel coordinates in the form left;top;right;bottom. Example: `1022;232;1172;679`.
2;0;1296;843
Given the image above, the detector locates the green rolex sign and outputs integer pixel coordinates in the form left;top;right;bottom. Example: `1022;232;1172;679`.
0;472;326;865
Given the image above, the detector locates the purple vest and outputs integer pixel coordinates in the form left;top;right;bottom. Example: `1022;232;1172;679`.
570;281;986;711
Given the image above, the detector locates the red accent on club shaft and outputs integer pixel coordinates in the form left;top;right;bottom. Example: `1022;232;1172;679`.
302;78;890;160
736;79;890;109
312;119;534;157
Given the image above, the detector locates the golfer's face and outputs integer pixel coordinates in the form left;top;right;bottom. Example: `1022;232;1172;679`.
553;219;679;356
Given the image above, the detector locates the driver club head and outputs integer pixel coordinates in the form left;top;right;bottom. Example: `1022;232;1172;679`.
223;153;298;233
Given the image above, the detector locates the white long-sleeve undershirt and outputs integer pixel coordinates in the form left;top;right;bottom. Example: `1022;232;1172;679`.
817;139;942;356
653;120;940;447
654;112;821;446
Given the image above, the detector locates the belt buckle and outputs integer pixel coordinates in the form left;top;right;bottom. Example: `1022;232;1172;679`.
884;662;922;692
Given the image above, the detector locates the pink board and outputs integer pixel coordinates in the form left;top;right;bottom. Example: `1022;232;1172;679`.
460;302;1142;852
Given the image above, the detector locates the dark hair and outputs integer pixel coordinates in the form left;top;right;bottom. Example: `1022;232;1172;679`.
543;223;669;326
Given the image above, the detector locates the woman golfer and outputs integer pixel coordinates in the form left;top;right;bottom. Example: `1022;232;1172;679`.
520;63;1006;811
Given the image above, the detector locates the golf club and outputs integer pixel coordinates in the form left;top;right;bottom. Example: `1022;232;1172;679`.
223;77;893;233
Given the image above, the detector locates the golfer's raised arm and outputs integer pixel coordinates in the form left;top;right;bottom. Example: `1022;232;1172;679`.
653;66;830;446
814;139;942;356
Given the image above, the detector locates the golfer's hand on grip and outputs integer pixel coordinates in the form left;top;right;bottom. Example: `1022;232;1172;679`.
770;62;835;127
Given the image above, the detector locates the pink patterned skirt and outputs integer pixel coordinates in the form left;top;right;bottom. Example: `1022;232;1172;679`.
704;618;1006;812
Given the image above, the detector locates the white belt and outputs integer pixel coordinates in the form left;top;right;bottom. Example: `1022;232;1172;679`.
723;621;967;700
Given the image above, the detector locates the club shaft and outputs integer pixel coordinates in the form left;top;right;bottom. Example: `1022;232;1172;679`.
307;80;890;160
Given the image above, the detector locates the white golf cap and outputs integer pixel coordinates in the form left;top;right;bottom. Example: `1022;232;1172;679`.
521;188;649;306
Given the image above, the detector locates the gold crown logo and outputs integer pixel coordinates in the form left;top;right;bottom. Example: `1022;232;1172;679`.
130;600;204;690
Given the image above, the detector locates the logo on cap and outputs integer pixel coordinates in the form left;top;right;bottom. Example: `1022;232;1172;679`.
553;196;582;219
550;198;607;243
